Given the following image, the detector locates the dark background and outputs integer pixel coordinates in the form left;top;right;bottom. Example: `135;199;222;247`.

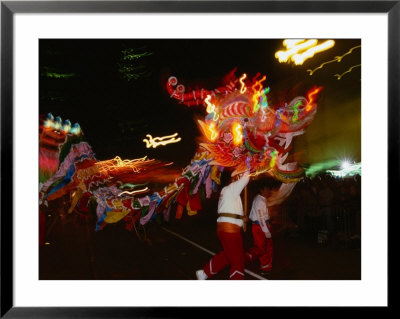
39;39;361;169
39;39;362;281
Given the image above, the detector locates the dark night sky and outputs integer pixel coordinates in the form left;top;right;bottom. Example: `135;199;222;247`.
39;39;361;169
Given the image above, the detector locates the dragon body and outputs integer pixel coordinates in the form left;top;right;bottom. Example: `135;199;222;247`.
39;71;322;239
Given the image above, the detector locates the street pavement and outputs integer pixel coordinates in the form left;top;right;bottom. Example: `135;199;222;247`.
39;198;361;281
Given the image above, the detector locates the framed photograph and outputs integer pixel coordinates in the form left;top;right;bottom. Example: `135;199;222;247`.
1;0;395;317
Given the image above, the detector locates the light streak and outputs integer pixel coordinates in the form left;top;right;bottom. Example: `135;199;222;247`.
119;182;148;189
269;150;278;168
252;75;266;93
327;162;361;178
251;75;266;112
96;156;153;174
304;159;340;178
292;100;303;122
259;87;270;122
307;45;361;75
204;94;219;121
335;45;361;62
42;72;76;79
53;117;62;130
249;167;270;177
209;122;218;141
119;187;149;196
232;122;243;145
307;58;337;75
239;73;247;93
283;39;306;49
204;95;216;113
291;40;335;65
211;112;219;121
305;87;323;111
334;64;361;80
143;133;182;148
252;91;261;112
275;39;318;63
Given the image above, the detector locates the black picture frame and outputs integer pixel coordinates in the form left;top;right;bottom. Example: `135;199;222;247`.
1;1;395;317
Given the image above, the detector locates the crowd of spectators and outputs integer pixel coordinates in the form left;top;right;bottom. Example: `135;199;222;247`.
277;173;361;247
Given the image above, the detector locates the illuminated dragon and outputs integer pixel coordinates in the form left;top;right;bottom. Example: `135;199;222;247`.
39;71;322;244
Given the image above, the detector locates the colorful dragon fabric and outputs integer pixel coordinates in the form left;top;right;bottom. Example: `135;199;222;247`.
39;71;322;236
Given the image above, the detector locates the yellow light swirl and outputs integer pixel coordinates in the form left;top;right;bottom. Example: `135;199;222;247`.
143;133;182;148
307;58;337;75
334;64;361;80
239;73;247;93
209;122;218;141
204;95;216;113
335;45;361;62
307;45;361;75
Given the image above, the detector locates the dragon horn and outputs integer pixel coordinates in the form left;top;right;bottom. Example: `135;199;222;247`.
167;76;238;106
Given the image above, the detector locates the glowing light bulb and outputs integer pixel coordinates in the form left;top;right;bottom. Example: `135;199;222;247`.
341;160;351;170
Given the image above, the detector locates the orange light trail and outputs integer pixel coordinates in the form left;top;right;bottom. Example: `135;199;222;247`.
251;75;266;112
251;75;266;93
305;87;323;111
197;120;219;142
96;156;154;174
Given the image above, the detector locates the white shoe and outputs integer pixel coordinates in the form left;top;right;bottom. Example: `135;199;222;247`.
196;269;208;280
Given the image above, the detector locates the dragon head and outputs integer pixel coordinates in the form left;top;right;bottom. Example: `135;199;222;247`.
167;72;322;182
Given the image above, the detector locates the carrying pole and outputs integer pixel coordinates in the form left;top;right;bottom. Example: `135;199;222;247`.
243;185;248;232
